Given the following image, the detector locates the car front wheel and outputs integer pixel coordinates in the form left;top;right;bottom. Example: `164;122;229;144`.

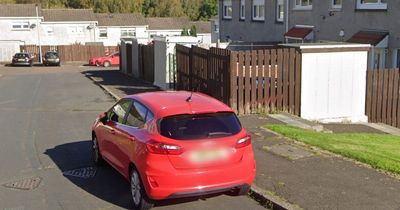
103;61;111;68
131;168;154;210
92;136;105;166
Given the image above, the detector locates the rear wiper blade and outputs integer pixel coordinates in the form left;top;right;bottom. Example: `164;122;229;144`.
208;132;232;137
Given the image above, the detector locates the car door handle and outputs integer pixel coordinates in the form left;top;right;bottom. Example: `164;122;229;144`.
109;129;116;135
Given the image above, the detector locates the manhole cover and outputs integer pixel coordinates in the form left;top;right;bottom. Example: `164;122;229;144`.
63;167;96;179
3;177;41;190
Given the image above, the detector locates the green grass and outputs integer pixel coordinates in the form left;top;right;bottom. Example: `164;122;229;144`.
265;125;400;175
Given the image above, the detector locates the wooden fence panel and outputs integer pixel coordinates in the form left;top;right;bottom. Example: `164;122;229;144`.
175;45;301;115
366;68;400;128
20;45;118;63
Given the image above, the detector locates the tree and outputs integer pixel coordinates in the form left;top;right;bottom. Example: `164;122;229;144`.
189;25;197;37
198;0;217;20
181;27;189;36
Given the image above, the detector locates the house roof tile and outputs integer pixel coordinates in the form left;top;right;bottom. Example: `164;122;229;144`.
347;30;389;46
284;27;313;39
42;9;96;22
0;4;41;17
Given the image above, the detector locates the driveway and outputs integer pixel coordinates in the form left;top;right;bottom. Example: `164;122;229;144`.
0;65;265;210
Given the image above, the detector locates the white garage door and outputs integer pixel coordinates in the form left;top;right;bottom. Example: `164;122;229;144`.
0;41;21;62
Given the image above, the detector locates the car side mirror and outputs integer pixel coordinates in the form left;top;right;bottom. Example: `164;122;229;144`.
99;112;108;124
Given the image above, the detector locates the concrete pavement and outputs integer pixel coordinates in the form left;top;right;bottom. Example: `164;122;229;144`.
0;65;265;210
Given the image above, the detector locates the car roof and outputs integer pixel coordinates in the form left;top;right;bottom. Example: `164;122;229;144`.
126;91;233;118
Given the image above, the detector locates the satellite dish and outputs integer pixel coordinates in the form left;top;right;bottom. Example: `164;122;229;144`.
87;24;95;30
30;24;37;29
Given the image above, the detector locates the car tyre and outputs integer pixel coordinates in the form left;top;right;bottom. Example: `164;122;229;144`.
103;61;111;68
131;168;154;210
234;185;251;196
92;136;105;166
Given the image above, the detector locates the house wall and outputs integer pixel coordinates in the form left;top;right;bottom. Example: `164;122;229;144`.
95;26;149;46
219;0;400;67
40;22;96;45
0;17;45;45
219;0;286;42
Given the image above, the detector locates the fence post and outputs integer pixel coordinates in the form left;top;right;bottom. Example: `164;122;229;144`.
230;52;238;113
189;47;193;91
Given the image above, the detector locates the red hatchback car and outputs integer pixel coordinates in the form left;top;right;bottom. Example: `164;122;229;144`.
89;52;119;67
91;91;256;210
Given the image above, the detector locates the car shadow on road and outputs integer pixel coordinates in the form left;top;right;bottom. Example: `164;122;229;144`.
44;140;234;209
81;69;160;96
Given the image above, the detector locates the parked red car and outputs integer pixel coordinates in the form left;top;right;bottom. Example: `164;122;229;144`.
91;91;256;210
89;52;119;67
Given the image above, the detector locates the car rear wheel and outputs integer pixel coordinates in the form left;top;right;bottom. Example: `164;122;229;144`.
103;61;111;68
92;136;105;166
131;168;154;210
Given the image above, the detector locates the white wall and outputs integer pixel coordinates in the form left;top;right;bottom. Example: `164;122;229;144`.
40;22;96;45
300;46;369;122
0;17;44;45
0;40;22;62
95;26;148;46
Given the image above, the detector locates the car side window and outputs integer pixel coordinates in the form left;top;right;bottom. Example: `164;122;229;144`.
108;100;131;124
126;101;149;128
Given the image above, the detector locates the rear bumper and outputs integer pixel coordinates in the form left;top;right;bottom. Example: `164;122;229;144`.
166;184;250;199
140;148;256;200
12;62;31;66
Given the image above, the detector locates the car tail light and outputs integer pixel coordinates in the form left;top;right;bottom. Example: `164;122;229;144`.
146;140;183;155
236;135;251;148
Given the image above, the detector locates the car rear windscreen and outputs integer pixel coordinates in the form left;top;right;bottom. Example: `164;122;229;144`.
159;112;242;140
14;54;28;58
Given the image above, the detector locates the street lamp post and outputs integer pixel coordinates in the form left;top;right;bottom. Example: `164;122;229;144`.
36;4;43;64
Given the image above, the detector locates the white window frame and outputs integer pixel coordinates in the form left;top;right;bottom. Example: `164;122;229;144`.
99;28;108;38
120;29;135;38
252;0;265;21
331;0;342;9
223;0;233;19
11;22;30;30
276;0;284;22
240;0;246;20
294;0;312;10
357;0;387;10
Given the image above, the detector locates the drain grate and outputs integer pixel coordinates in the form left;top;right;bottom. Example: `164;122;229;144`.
3;177;41;190
63;167;96;179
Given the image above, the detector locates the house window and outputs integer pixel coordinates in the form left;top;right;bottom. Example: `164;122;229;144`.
99;29;108;38
294;0;312;10
45;27;54;36
240;0;245;20
357;0;387;10
252;0;265;21
223;0;233;19
68;26;84;34
276;0;284;22
332;0;342;9
12;22;29;30
214;23;219;32
121;29;135;37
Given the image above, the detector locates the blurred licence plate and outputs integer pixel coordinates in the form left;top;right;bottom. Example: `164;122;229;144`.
190;148;229;163
48;58;55;61
18;59;25;61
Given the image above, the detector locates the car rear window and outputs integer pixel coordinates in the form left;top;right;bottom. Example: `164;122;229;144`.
15;53;28;58
45;52;58;58
159;112;242;140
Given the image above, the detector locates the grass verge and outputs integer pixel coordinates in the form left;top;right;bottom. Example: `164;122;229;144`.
265;124;400;174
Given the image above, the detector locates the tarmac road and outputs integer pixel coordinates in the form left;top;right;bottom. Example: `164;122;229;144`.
0;65;265;210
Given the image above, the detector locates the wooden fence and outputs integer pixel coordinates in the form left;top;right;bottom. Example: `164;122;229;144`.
21;45;118;62
139;44;155;83
366;68;400;128
175;45;302;115
230;48;302;115
176;45;231;104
